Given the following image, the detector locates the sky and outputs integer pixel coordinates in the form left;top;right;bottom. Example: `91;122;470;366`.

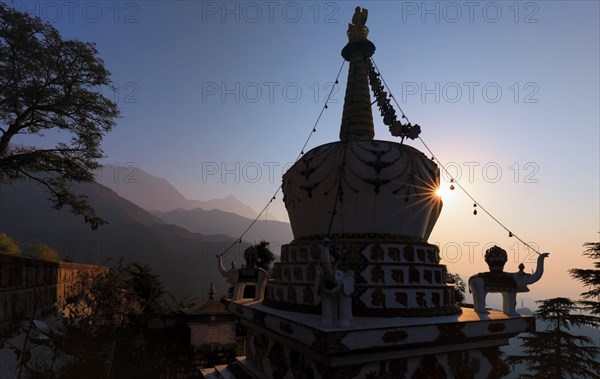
7;1;600;304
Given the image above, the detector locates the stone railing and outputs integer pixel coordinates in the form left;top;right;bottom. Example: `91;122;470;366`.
0;253;108;329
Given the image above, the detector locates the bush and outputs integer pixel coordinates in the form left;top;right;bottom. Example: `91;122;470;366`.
0;232;21;255
27;243;60;261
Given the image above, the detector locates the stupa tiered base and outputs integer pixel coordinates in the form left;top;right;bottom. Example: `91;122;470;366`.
265;237;459;317
226;300;533;379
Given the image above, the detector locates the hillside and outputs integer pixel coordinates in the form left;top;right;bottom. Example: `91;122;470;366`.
153;208;293;254
0;180;246;300
96;164;258;218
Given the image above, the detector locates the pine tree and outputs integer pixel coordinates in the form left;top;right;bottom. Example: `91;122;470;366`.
570;242;600;318
507;297;600;378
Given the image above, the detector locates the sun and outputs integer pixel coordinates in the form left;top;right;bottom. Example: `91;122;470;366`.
435;186;453;200
435;187;445;198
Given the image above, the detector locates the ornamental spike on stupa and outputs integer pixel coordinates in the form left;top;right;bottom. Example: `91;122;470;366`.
210;7;540;379
339;6;376;141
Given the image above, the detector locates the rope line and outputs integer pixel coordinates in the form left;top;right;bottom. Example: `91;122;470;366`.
326;141;349;236
418;138;541;255
370;58;541;256
219;56;541;258
295;60;347;162
217;60;346;257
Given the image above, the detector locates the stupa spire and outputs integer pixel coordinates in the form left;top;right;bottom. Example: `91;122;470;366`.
207;282;216;300
339;6;376;141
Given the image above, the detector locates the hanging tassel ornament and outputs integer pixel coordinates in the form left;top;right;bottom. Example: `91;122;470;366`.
367;61;421;141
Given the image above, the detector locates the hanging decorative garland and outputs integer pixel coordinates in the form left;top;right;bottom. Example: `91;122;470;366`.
367;59;421;142
369;57;540;254
217;55;541;258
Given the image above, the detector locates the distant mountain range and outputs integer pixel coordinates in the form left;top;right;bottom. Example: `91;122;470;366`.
0;180;248;300
97;164;293;253
96;164;259;219
152;208;293;255
1;164;295;299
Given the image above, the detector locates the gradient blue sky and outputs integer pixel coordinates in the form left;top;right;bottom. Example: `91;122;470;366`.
8;1;599;302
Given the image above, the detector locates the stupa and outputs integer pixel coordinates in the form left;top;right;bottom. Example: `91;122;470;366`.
209;7;536;379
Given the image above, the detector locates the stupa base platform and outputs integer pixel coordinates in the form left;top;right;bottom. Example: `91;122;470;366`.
214;300;533;379
267;237;458;317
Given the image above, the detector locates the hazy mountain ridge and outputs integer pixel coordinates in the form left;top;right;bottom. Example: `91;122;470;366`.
97;164;259;219
97;164;292;254
152;207;293;255
0;180;248;299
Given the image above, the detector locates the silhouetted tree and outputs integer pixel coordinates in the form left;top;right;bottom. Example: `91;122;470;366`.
507;297;600;378
251;240;275;272
446;272;466;305
0;4;119;229
0;231;20;255
497;349;511;378
126;263;165;313
570;242;600;319
162;293;198;314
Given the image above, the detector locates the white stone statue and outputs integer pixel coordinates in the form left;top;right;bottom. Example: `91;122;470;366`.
217;258;237;284
468;246;549;317
217;248;269;301
315;239;355;328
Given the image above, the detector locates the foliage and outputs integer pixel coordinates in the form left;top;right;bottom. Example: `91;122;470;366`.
4;261;197;378
0;4;119;229
507;297;600;379
249;240;275;272
27;243;60;261
109;263;196;378
125;263;165;314
111;318;196;379
497;349;511;378
162;293;198;314
0;231;21;255
446;272;466;305
569;242;600;318
63;266;129;333
0;266;121;378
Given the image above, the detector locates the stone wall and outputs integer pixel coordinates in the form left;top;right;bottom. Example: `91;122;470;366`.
0;253;108;329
